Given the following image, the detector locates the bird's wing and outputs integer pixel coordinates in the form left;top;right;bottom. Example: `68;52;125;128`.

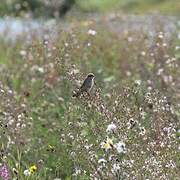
80;78;88;91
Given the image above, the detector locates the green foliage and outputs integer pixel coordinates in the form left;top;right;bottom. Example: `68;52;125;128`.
0;0;179;17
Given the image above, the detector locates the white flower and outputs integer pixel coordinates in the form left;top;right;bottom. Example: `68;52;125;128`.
158;32;164;39
106;123;117;133
134;80;141;86
157;68;164;75
139;127;146;136
65;43;69;47
72;168;81;176
141;51;146;56
31;65;44;73
98;158;107;164
127;37;133;42
114;142;126;153
88;29;97;36
112;163;121;174
23;169;31;176
38;67;44;73
19;50;27;56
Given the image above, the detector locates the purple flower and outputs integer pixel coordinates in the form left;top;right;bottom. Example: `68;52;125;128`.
0;164;9;180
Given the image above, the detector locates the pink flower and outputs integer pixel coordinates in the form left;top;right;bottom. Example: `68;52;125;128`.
0;164;9;180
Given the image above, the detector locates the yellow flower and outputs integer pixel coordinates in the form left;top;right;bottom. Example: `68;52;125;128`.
106;137;113;145
29;165;37;174
101;137;113;151
47;144;55;152
102;142;111;150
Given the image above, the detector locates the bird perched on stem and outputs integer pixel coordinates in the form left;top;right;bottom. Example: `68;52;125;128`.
73;73;95;97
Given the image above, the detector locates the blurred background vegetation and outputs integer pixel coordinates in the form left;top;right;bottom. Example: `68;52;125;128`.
0;0;179;18
0;0;179;179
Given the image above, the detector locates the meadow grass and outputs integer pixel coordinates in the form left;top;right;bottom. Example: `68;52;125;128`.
0;15;180;179
76;0;180;15
0;0;180;17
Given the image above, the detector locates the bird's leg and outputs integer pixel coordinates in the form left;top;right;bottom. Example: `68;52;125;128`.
87;91;94;101
87;91;91;96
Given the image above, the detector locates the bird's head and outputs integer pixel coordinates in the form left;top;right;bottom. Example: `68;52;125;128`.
87;73;95;79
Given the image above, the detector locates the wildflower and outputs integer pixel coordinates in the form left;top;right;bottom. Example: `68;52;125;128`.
158;32;164;39
134;80;141;86
114;142;126;153
127;37;133;42
19;50;27;56
29;165;37;174
37;67;44;73
65;43;69;47
141;51;146;56
88;29;97;36
126;71;131;76
0;164;9;180
72;168;81;176
47;144;55;152
24;164;37;176
23;169;31;176
101;137;113;151
106;123;117;133
165;160;176;169
127;118;136;129
112;163;121;174
43;40;48;45
139;127;146;136
31;65;44;73
98;158;107;164
157;68;163;75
